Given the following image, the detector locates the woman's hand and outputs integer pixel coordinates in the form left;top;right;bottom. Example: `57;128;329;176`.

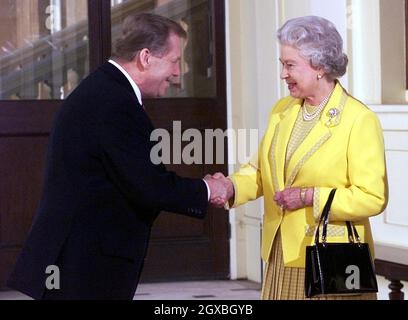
274;187;314;211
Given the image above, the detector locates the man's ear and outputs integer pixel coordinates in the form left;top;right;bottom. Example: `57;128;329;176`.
138;48;151;69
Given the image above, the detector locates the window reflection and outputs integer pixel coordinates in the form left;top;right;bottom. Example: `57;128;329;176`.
0;0;89;100
111;0;216;98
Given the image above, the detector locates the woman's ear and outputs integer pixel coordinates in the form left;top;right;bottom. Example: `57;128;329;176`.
315;67;325;79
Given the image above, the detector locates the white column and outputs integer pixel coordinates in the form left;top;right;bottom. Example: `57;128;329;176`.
349;0;382;104
226;0;257;280
226;0;281;283
254;0;282;135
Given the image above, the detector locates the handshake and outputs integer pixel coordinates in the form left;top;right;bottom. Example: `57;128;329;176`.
204;173;235;208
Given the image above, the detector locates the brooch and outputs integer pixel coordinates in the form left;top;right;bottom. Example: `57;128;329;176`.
326;108;341;127
328;108;339;118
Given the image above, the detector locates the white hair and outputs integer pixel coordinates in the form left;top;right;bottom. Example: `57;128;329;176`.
277;16;348;80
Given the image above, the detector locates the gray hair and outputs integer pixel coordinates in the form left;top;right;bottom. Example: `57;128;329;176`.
277;16;348;80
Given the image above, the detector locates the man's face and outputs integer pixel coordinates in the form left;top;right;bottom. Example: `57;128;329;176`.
143;33;182;98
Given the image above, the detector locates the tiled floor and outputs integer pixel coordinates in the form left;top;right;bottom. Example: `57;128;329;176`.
134;280;261;300
0;276;406;300
0;280;261;300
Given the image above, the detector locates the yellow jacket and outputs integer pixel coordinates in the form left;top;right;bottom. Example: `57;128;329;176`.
230;83;388;268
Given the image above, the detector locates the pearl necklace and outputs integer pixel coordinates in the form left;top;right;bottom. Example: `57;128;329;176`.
302;91;332;121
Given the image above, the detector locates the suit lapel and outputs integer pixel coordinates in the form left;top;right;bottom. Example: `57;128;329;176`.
100;61;156;133
284;83;348;187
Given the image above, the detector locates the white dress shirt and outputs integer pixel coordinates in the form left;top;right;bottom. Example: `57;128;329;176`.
109;59;143;106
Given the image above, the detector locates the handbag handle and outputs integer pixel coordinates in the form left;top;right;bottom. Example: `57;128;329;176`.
314;189;361;246
314;189;336;246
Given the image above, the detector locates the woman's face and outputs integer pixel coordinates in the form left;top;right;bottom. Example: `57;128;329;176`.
279;44;320;100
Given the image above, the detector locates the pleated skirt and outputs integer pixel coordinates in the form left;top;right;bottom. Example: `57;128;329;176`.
260;229;377;300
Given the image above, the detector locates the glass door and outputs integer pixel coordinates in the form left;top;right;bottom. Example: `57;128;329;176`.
0;0;89;100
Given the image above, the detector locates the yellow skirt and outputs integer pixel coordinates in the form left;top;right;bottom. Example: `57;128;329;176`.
261;229;377;300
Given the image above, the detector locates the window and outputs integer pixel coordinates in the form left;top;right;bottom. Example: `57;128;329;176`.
0;0;89;100
0;0;221;100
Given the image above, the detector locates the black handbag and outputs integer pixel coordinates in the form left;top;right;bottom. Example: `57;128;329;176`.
305;189;378;298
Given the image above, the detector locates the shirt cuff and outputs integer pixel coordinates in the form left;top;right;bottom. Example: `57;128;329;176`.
203;179;211;201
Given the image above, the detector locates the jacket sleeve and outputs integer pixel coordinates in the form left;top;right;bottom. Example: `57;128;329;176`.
99;103;208;219
314;109;388;222
229;151;264;208
228;99;290;208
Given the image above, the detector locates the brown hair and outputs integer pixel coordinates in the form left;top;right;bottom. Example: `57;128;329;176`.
112;13;187;61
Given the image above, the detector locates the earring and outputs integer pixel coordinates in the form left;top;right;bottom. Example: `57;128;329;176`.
317;74;323;80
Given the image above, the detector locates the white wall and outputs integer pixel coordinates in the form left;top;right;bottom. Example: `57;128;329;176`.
226;0;264;281
370;105;408;265
351;0;408;264
379;0;406;104
350;0;407;104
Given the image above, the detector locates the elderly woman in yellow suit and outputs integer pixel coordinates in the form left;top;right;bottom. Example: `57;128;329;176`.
214;16;388;300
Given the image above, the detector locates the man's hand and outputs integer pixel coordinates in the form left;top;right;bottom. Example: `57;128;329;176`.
204;173;235;208
274;187;313;211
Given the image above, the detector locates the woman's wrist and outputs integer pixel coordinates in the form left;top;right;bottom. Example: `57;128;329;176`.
305;187;314;206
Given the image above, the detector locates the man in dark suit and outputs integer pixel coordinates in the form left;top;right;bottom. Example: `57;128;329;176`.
7;13;231;300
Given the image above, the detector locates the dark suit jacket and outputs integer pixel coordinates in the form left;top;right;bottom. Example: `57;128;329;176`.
7;62;208;300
